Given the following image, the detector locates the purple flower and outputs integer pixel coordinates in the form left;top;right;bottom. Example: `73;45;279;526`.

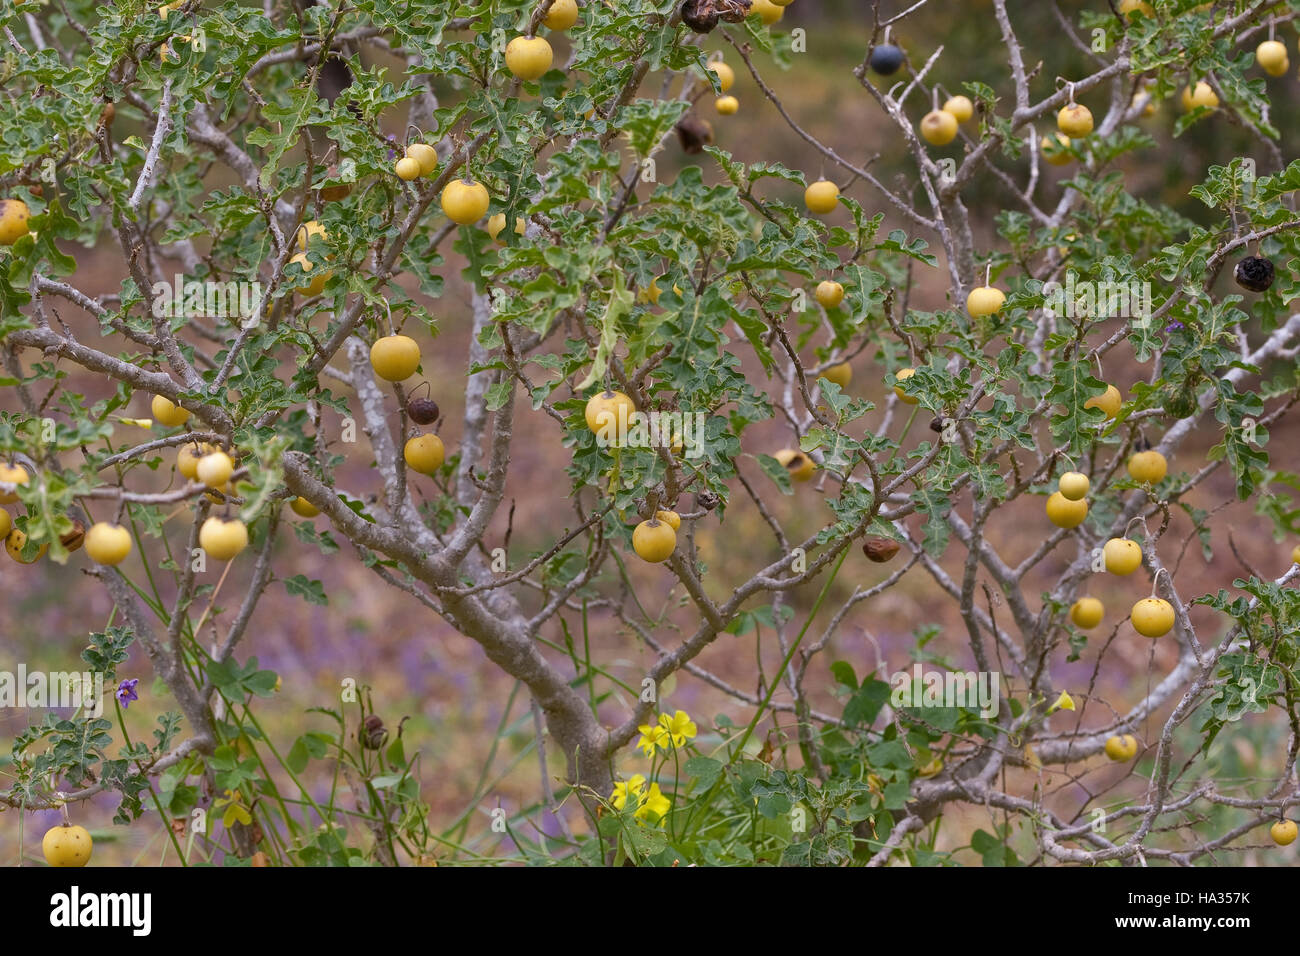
116;678;139;710
1164;321;1184;333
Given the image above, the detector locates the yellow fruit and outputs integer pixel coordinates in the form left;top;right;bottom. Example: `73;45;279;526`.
1070;597;1104;629
708;61;735;93
289;252;330;297
815;280;844;308
0;510;9;538
1041;132;1074;166
822;362;851;389
1104;734;1138;761
150;394;190;428
199;517;249;561
1257;40;1289;77
966;285;1005;316
1131;597;1174;637
1057;103;1094;137
715;95;739;115
6;528;46;563
919;109;958;145
1181;81;1218;111
544;0;579;30
369;334;421;382
751;0;783;24
943;95;973;123
804;179;840;215
584;390;634;437
1131;90;1157;117
487;213;526;243
1046;491;1088;529
1118;0;1153;15
295;220;327;252
1058;471;1089;501
505;36;554;81
1271;820;1298;846
632;518;676;562
42;824;92;867
1103;537;1143;576
178;442;213;481
1292;544;1300;565
1127;450;1167;484
0;198;31;245
406;143;438;177
1084;384;1122;420
404;434;445;475
656;509;681;531
196;451;234;489
290;496;320;518
893;367;920;404
395;157;422;181
84;522;132;566
441;178;491;225
0;462;29;504
774;448;815;482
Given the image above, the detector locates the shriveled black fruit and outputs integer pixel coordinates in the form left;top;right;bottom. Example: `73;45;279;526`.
928;416;944;433
408;396;440;425
360;714;388;750
681;0;719;33
1234;255;1275;292
715;0;752;23
869;44;905;76
675;116;714;155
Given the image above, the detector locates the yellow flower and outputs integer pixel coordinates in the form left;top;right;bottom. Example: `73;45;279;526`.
635;723;668;757
657;709;697;747
611;774;645;811
634;782;671;822
1050;691;1075;713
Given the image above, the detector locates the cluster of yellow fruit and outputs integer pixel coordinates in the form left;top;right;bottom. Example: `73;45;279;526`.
367;335;447;477
289;219;332;296
710;60;738;116
918;94;974;147
501;0;578;82
395;142;438;182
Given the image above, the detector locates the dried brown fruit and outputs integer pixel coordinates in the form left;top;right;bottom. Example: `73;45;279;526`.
862;537;900;562
675;116;714;155
60;518;86;552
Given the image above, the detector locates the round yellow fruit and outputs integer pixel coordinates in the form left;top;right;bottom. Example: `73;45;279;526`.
1046;491;1088;529
919;109;958;146
178;442;213;481
85;522;132;566
715;95;739;115
295;219;327;251
1057;103;1094;137
751;0;783;25
0;462;29;504
1292;544;1300;565
632;518;677;562
815;280;845;308
1103;537;1143;575
0;510;9;539
150;394;190;428
441;178;491;225
774;448;815;482
289;252;330;296
394;156;422;181
1041;132;1074;166
505;36;554;81
1118;0;1153;16
708;61;735;93
1131;597;1175;637
1058;471;1089;501
404;434;445;475
6;527;46;563
1127;449;1167;484
196;451;234;489
199;517;249;561
1084;384;1122;420
544;0;579;30
804;179;840;215
406;143;438;177
487;213;526;243
1104;734;1138;761
966;285;1005;316
1070;597;1104;629
369;334;421;382
290;496;320;518
42;824;93;867
1181;81;1218;111
893;367;920;404
822;362;851;390
656;509;681;531
0;198;32;245
1257;40;1289;77
943;95;973;123
585;389;634;437
1271;819;1298;846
